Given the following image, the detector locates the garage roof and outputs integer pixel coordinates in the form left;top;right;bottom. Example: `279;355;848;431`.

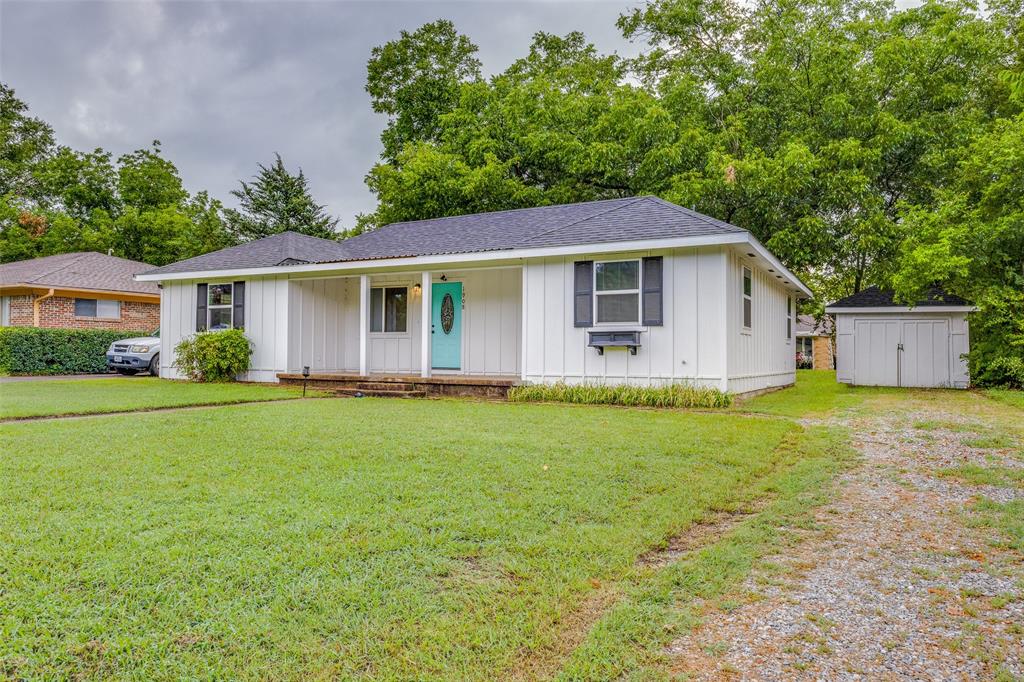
826;285;973;312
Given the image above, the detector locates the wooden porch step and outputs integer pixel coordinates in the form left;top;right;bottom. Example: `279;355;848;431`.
334;387;427;399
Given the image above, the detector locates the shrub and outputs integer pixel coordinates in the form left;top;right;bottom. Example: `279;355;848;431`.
508;381;732;409
0;327;151;375
174;329;252;382
978;356;1024;389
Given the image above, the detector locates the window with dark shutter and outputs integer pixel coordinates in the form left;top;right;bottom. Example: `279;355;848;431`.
573;261;593;327
232;281;245;329
642;257;663;326
196;283;208;331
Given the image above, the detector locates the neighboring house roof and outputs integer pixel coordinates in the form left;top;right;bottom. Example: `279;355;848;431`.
826;285;972;311
142;197;744;276
0;252;159;296
795;314;833;336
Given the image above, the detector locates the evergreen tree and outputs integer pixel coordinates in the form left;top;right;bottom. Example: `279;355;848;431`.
225;154;339;241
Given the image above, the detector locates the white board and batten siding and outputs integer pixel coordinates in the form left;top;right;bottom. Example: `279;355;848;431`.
835;312;969;388
160;276;290;382
725;251;798;394
522;247;730;389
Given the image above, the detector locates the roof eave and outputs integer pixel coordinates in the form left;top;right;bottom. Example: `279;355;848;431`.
824;305;977;314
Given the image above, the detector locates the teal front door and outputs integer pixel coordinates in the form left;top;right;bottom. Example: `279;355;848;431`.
431;282;462;370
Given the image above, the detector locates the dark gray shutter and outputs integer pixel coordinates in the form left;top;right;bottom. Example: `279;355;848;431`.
574;261;593;327
642;256;663;326
196;283;208;332
232;281;245;329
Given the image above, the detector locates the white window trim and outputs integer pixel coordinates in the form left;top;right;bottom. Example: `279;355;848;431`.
369;285;410;336
207;283;234;330
741;266;753;333
593;258;642;326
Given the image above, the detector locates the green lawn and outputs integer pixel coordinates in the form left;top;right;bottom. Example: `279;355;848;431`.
985;387;1024;411
0;392;841;680
737;369;897;418
0;377;308;419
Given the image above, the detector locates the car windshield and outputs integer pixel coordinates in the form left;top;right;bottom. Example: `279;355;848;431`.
152;328;159;337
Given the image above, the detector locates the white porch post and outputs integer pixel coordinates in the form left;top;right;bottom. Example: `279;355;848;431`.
359;274;369;376
420;271;431;377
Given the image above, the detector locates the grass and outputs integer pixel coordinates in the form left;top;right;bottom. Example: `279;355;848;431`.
554;425;856;678
965;499;1024;553
937;464;1024;489
508;381;732;408
0;395;819;679
985;388;1024;411
737;369;890;418
0;377;311;419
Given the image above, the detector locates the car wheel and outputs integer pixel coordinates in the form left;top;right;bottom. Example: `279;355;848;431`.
149;353;160;377
116;368;138;375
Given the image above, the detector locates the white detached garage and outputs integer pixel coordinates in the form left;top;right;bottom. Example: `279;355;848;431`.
826;286;975;389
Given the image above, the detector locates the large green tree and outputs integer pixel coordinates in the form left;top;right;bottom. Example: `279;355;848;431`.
366;19;482;163
224;154;339;241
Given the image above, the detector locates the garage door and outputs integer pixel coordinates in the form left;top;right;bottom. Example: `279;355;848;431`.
901;320;950;388
854;319;900;386
853;318;950;387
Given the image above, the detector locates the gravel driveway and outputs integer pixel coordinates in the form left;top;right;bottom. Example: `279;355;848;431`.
668;390;1024;680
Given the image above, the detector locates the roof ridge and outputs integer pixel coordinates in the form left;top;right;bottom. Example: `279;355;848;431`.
650;197;746;233
25;252;90;285
521;196;648;245
377;197;637;231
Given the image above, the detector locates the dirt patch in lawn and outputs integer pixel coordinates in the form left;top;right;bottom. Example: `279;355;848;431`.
666;392;1024;681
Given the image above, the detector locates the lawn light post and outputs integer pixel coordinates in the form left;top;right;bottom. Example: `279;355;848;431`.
302;365;310;397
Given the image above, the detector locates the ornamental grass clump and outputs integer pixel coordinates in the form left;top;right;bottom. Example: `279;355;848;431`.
508;381;731;409
174;329;252;382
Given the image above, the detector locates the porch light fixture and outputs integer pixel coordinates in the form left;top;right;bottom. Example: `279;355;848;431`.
413;283;421;296
302;365;310;397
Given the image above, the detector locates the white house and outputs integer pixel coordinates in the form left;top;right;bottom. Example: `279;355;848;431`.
825;286;974;389
137;197;811;395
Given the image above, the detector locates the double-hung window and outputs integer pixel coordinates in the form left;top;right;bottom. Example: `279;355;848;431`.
786;296;792;341
207;283;233;330
370;286;407;333
594;260;641;324
742;267;752;330
75;298;120;319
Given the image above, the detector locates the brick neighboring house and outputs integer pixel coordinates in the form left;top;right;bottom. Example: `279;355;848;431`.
795;314;835;369
0;252;160;331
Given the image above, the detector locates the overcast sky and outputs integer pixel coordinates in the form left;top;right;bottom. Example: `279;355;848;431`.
0;0;641;228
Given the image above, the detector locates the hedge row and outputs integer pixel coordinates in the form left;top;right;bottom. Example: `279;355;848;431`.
0;327;150;375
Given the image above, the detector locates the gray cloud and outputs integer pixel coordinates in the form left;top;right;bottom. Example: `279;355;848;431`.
0;0;639;228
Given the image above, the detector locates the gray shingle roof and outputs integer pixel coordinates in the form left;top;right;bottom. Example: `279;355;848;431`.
141;197;748;276
828;285;971;308
0;252;159;295
141;231;351;276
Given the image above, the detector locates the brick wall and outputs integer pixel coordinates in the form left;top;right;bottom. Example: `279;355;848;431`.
812;335;834;370
5;295;159;331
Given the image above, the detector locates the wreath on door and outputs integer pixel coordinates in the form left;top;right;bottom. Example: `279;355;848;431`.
441;293;455;334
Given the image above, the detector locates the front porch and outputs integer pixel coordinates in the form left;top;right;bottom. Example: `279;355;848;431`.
276;372;519;399
285;266;523;381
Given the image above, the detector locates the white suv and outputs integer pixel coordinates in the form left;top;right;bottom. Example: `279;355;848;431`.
106;331;160;376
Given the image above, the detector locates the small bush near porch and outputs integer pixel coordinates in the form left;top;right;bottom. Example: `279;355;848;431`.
0;394;838;679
